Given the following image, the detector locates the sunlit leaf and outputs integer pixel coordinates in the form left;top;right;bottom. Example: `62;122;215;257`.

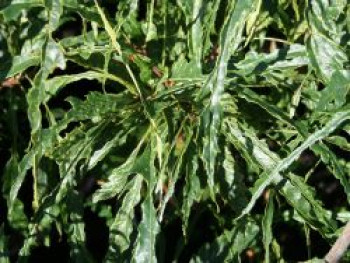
200;0;255;200
133;194;160;263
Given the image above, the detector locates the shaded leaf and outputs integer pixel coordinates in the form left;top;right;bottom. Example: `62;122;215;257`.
239;109;350;220
225;121;338;237
191;219;259;262
0;0;43;21
0;225;10;263
105;174;143;261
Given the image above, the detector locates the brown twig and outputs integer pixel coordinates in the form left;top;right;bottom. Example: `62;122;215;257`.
325;221;350;263
0;75;21;90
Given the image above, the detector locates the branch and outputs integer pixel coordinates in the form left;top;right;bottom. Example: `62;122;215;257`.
325;221;350;263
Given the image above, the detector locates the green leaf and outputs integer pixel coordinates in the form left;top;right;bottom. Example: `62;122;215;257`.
0;36;46;81
200;0;254;200
92;167;130;204
312;143;350;204
307;0;347;82
285;173;337;233
44;71;105;102
235;44;309;76
225;121;337;237
66;191;95;263
132;138;159;263
132;195;160;263
239;109;350;220
46;0;63;32
94;0;121;53
93;138;147;203
105;174;143;261
158;126;193;221
87;132;123;170
42;38;66;75
115;0;139;28
0;55;41;81
200;0;221;55
190;0;203;69
326;136;350;152
237;87;299;130
0;225;10;263
0;0;43;21
177;0;204;68
191;219;259;262
181;143;201;234
307;34;347;82
316;70;350;111
52;121;122;202
4;156;28;231
65;92;134;123
64;2;102;24
221;146;248;213
27;38;66;134
19;201;61;258
8;128;58;214
235;86;350;205
171;57;203;80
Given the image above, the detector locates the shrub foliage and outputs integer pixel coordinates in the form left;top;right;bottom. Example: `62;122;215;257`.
0;0;349;262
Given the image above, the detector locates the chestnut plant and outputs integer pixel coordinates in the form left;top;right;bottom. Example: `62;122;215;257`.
0;0;349;262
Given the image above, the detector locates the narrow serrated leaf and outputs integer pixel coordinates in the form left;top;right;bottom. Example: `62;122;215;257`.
238;110;350;220
225;121;338;237
132;195;160;263
0;225;10;263
200;0;254;201
262;192;274;263
181;144;200;234
191;219;259;262
105;174;143;261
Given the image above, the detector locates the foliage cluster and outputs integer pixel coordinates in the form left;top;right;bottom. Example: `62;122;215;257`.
0;0;349;262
